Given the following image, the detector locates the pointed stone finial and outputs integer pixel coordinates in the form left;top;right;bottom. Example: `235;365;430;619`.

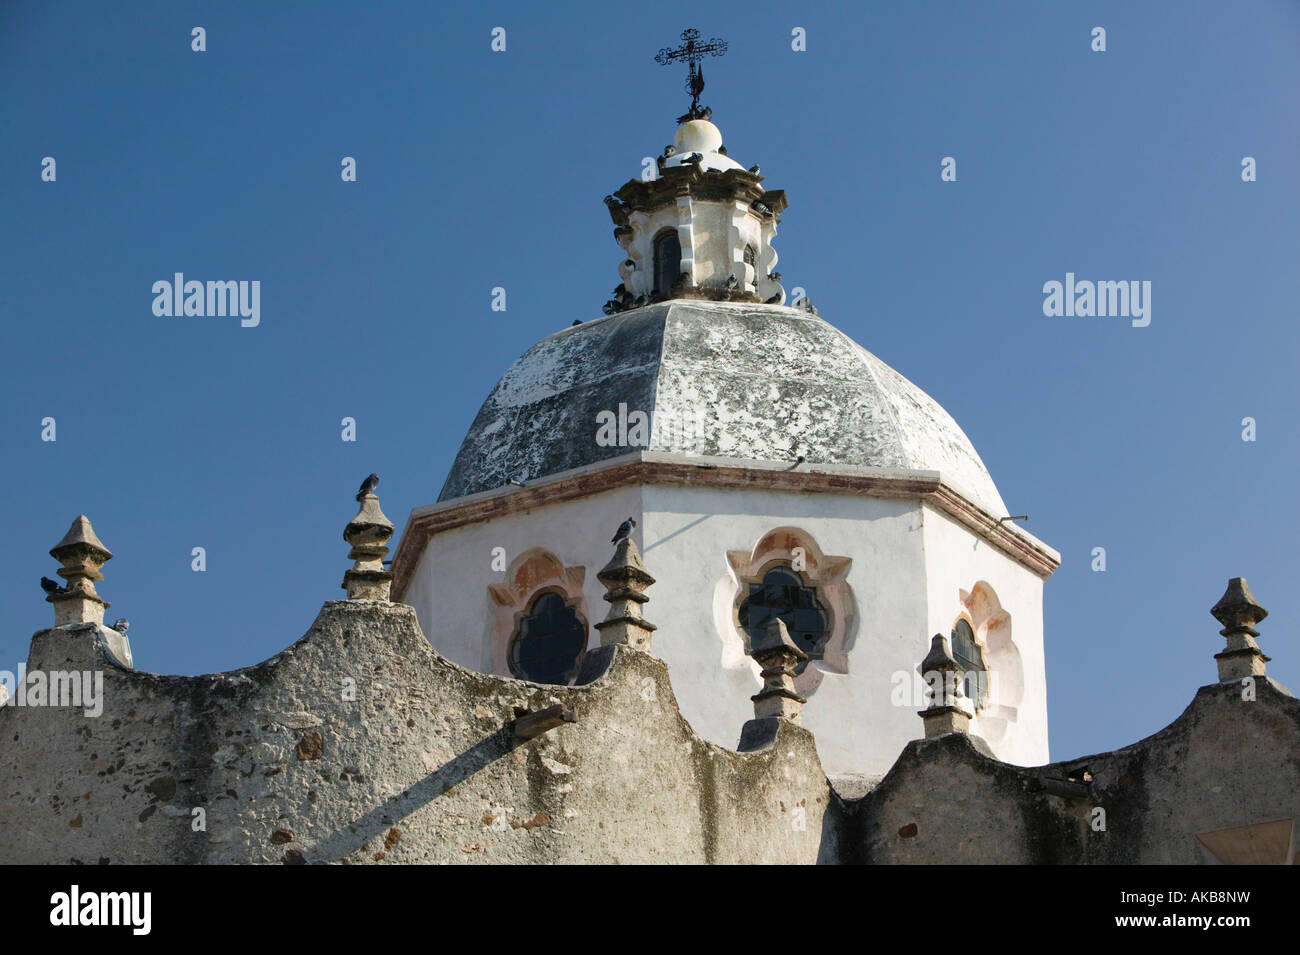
342;488;394;601
917;633;970;738
594;536;657;651
748;618;808;722
48;515;112;626
1210;577;1269;682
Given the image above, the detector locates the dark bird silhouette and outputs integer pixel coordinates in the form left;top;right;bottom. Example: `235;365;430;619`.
748;164;761;174
726;274;739;290
768;271;782;282
662;145;676;158
356;473;379;501
572;319;584;325
752;200;771;215
111;618;129;633
680;152;704;166
40;576;65;596
765;293;782;304
611;517;636;544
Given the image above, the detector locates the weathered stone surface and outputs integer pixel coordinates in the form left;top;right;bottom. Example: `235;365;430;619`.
5;594;1293;864
296;732;324;761
842;678;1300;864
437;301;1008;519
0;601;830;864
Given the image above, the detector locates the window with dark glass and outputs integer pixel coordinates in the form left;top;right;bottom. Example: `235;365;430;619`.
950;618;986;704
738;566;830;673
653;229;681;295
509;591;587;685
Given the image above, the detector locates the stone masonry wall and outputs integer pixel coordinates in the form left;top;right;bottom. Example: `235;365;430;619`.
3;598;1294;864
0;601;831;864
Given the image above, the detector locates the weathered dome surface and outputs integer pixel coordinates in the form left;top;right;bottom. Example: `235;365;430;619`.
439;301;1008;517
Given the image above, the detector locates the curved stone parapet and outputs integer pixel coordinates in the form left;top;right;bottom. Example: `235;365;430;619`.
845;678;1299;864
0;602;830;864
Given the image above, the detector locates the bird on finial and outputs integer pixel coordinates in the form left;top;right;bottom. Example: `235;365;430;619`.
356;473;379;501
611;517;636;544
40;576;66;596
111;619;129;634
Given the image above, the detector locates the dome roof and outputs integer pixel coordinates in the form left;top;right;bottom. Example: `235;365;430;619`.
439;301;1008;517
661;119;746;173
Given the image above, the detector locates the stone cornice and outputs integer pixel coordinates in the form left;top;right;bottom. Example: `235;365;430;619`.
611;167;788;221
391;452;1060;599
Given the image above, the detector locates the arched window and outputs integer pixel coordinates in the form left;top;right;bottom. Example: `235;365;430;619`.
653;229;681;295
950;618;987;706
737;565;830;674
743;244;757;287
508;591;587;685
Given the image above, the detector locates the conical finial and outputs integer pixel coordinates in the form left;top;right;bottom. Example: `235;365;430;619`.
917;634;971;738
1210;577;1270;682
593;532;656;652
47;515;112;626
747;618;808;722
342;477;394;601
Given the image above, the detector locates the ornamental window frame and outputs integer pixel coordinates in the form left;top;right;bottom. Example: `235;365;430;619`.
506;587;589;686
488;548;589;683
726;527;856;699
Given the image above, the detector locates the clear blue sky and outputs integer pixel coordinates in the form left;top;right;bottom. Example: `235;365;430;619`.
3;0;1297;762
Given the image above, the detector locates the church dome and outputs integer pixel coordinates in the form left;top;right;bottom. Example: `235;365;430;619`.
439;300;1009;518
662;119;745;172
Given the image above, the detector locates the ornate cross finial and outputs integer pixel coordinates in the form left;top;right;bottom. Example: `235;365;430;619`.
655;28;727;123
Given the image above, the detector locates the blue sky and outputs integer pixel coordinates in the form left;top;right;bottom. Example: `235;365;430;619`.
2;0;1297;762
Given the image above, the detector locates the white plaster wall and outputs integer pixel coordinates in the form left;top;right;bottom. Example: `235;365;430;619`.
404;486;641;675
404;481;1051;780
919;504;1050;766
640;484;932;779
625;201;768;295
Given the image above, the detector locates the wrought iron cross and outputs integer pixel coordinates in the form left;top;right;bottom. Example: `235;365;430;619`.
655;28;727;120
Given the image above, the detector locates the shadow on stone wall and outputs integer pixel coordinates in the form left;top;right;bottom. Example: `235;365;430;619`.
1;601;833;864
